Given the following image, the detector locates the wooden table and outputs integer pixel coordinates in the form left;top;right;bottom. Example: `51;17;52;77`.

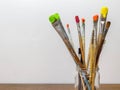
0;84;119;90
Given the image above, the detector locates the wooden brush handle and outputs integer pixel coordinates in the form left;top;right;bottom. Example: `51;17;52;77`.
77;25;85;66
79;37;85;65
64;39;86;70
87;44;91;70
88;31;96;90
89;44;96;90
52;20;86;70
87;30;95;70
96;37;105;67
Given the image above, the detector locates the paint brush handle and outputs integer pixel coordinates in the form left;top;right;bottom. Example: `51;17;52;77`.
86;44;91;70
77;25;85;66
52;20;86;70
79;37;85;65
103;21;111;38
75;16;85;66
77;53;85;90
96;21;111;68
82;19;85;53
96;37;105;67
87;30;95;70
66;24;75;51
88;31;96;90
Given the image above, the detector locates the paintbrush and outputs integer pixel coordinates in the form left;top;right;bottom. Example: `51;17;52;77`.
103;21;111;38
92;15;99;90
81;18;85;57
75;16;85;66
88;30;94;78
98;7;108;47
87;15;99;70
93;15;99;45
96;7;109;68
92;15;99;70
89;30;96;90
87;22;97;89
66;24;75;50
95;7;108;70
49;13;86;70
81;18;91;90
96;21;111;67
90;15;99;90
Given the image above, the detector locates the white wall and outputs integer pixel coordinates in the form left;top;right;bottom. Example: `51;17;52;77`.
0;0;120;84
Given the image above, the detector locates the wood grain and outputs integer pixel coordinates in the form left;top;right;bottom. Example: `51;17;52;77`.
0;84;119;90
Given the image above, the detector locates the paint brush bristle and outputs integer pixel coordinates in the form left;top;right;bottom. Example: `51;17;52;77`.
93;15;99;22
103;21;111;37
75;16;80;23
100;6;108;18
49;13;60;23
82;18;85;23
66;24;69;28
106;21;111;29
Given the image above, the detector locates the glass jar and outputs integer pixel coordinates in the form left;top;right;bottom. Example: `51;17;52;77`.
75;66;100;90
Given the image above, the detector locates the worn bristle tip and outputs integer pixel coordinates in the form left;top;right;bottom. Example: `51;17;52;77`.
66;24;69;28
82;18;85;23
93;15;99;22
101;6;108;18
49;15;56;23
49;13;60;23
106;21;111;29
75;16;80;23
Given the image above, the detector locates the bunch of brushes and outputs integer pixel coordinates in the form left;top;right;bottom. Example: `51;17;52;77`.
49;6;111;90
